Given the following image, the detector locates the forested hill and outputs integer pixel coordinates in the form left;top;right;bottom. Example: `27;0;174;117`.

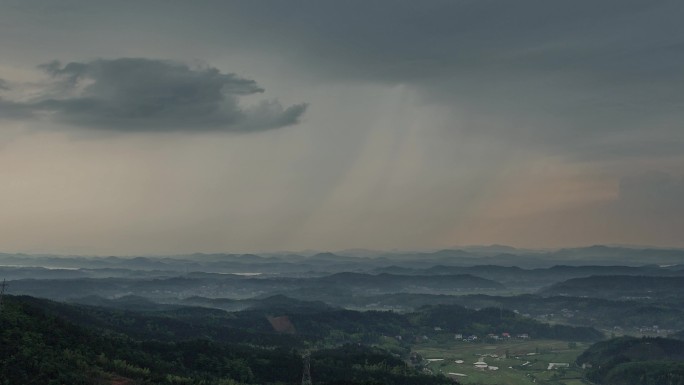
6;272;505;303
0;293;605;383
8;294;604;347
577;337;684;385
0;295;453;385
540;275;684;299
373;264;684;288
410;305;604;342
672;330;684;340
317;272;505;290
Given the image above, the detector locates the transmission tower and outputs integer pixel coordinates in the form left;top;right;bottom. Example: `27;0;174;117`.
301;351;312;385
0;279;7;312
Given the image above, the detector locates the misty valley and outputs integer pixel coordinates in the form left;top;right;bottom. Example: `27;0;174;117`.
2;246;684;384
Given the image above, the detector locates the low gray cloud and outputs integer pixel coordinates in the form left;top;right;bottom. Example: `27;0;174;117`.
0;99;35;119
0;78;9;90
201;1;680;84
0;58;306;132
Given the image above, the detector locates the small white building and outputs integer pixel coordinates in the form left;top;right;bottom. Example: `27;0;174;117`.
548;363;570;370
448;373;467;377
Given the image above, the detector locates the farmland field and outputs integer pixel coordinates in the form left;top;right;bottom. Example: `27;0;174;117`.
413;339;589;385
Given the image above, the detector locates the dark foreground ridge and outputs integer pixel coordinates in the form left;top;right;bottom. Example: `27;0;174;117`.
1;295;455;385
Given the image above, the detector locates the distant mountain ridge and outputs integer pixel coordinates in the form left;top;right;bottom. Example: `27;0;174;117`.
540;275;684;300
3;245;684;272
6;271;506;301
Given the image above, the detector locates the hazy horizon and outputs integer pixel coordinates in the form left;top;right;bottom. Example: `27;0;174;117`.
2;243;684;259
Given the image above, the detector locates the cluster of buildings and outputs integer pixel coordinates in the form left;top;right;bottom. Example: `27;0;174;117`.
537;308;578;320
454;332;528;342
636;325;663;334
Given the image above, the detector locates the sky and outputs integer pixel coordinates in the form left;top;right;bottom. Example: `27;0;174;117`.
0;0;683;255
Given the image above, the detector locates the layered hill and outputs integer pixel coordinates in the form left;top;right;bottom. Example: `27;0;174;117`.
540;275;684;300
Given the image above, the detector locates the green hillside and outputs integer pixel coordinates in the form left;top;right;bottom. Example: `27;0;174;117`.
576;337;684;385
0;295;452;385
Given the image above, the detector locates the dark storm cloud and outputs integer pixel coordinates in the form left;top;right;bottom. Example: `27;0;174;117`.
0;58;306;132
19;0;673;85
207;0;679;81
135;0;682;157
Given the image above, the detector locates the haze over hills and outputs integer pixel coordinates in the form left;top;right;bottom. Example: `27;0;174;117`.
4;245;684;384
3;245;684;272
4;244;684;312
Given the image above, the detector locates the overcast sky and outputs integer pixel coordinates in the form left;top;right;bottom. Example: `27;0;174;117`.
1;0;683;255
